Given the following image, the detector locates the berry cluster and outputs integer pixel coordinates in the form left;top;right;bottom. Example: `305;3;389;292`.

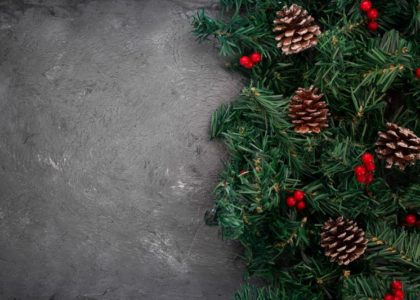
360;0;379;32
286;190;306;211
354;152;375;185
239;52;262;69
383;280;405;300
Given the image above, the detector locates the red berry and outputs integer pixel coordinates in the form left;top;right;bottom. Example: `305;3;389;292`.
405;214;417;225
368;21;379;31
242;62;253;69
293;190;305;201
383;294;394;300
286;197;296;207
360;0;372;12
416;67;420;79
354;165;367;176
239;56;250;65
249;52;262;64
239;56;253;69
361;152;374;164
356;174;366;183
391;280;403;291
365;173;374;185
365;162;376;172
367;8;379;19
393;289;404;299
296;201;306;210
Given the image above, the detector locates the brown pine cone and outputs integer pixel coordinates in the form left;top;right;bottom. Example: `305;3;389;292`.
320;217;368;266
288;86;329;134
273;4;321;55
375;123;420;171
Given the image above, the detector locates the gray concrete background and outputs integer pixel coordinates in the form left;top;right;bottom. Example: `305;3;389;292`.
0;1;244;299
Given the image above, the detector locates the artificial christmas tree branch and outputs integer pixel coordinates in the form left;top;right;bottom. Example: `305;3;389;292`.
193;1;420;299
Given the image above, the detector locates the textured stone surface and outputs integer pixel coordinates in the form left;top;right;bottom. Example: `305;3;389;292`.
0;0;244;299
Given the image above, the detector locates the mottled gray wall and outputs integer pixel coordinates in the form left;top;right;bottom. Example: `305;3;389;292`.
0;1;244;299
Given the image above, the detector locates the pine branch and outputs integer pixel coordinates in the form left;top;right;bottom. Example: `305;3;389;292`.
342;274;389;300
210;104;238;138
366;222;420;282
193;1;420;298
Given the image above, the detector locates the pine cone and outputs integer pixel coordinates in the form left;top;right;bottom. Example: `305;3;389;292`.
375;123;420;171
273;4;321;55
288;86;329;134
320;217;368;266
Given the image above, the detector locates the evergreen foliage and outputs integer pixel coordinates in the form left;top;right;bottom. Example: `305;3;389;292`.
193;1;420;299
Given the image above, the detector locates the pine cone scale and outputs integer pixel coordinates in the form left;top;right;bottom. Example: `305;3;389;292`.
283;37;292;46
345;245;356;253
292;36;302;43
337;245;346;252
285;30;295;37
386;142;397;150
343;234;354;242
303;33;314;40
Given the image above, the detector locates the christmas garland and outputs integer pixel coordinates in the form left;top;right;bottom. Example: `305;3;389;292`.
193;1;420;299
